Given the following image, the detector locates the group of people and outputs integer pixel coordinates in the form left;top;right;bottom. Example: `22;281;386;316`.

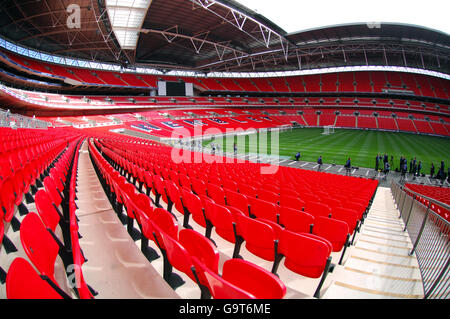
375;153;392;177
430;160;448;184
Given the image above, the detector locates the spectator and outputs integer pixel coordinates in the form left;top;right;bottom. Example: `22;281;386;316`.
384;161;390;179
375;154;380;172
317;156;323;171
345;158;351;176
417;161;422;177
438;161;445;184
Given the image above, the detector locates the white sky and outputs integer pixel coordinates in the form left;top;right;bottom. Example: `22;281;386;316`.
237;0;450;34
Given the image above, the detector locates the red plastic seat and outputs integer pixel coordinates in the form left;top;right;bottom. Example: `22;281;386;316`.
204;201;237;244
304;201;332;218
207;183;226;205
158;229;202;290
248;197;280;222
332;207;360;235
195;258;286;299
278;206;315;233
224;188;250;216
234;214;282;271
180;187;207;230
19;213;68;288
279;194;306;211
258;189;280;204
277;229;333;298
6;257;70;299
238;184;257;198
312;216;349;252
191;178;207;197
164;179;183;214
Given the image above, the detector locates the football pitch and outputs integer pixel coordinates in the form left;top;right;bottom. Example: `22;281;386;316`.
203;128;450;173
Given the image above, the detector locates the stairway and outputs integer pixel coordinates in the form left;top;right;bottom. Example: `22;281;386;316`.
323;187;424;299
75;141;180;299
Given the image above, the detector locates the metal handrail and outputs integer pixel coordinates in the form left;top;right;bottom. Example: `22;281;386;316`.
391;180;449;299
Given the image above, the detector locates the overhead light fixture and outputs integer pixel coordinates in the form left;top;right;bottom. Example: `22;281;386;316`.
105;0;152;50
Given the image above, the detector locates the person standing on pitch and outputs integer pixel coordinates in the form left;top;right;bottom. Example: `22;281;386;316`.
375;154;380;172
317;155;323;171
345;158;352;176
295;151;301;161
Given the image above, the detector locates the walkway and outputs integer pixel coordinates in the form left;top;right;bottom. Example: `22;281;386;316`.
75;140;179;299
323;187;424;299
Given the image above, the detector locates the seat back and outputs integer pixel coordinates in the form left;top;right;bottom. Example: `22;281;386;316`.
280;229;332;278
235;214;278;261
207;183;226;205
332;207;359;233
6;257;64;299
304;201;331;218
312;216;349;251
279;194;305;211
222;259;286;299
179;229;219;274
248;197;279;222
224;189;249;216
20;212;60;283
35;189;61;232
194;258;256;299
180;188;207;227
44;176;62;207
151;208;179;249
278;206;314;233
205;202;236;243
159;230;197;282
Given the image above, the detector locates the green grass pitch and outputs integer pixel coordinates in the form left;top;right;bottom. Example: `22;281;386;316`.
203;128;450;173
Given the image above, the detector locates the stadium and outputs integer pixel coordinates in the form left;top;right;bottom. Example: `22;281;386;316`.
0;0;448;303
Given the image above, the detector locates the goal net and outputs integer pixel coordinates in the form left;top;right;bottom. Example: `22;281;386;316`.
322;125;335;135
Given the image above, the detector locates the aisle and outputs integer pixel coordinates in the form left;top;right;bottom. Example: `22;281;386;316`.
323;187;424;299
75;140;179;299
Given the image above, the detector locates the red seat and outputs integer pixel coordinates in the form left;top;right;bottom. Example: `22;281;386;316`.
278;206;314;233
191;178;207;197
180;187;208;230
234;214;282;272
20;213;71;289
158;229;202;291
164;179;183;214
258;189;280;204
6;257;70;299
332;207;360;235
204;201;237;244
207;183;226;205
195;258;286;299
224;188;250;216
248;197;279;222
277;229;333;298
238;184;257;198
279;194;305;212
304;201;332;218
312;216;350;265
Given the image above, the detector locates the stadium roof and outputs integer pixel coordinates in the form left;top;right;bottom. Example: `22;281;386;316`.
0;0;448;74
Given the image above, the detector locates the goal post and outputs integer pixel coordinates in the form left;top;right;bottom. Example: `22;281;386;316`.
322;125;335;135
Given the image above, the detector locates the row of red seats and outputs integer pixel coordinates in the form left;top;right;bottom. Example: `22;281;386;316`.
4;49;448;98
3;136;96;298
404;184;450;222
89;137;287;298
93;134;377;297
